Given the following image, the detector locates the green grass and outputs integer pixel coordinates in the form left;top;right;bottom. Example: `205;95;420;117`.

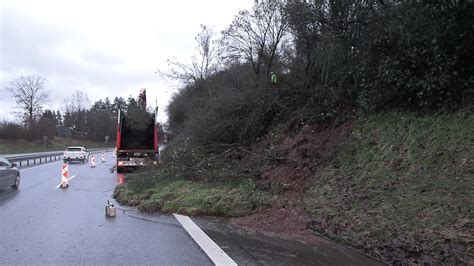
304;111;474;264
0;137;112;154
114;169;275;217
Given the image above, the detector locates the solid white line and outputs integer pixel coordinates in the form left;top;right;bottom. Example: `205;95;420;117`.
173;213;237;266
54;175;77;189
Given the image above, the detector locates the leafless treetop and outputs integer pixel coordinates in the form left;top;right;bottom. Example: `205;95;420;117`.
6;76;50;127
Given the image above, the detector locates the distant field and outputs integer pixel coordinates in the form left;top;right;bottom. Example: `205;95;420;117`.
0;137;113;154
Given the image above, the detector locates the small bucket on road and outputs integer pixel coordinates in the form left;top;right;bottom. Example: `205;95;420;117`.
105;200;116;217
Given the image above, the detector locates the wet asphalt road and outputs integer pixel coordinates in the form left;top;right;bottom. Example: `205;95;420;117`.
0;153;211;265
0;152;383;265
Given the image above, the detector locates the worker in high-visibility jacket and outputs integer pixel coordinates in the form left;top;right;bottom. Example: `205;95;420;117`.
270;72;278;89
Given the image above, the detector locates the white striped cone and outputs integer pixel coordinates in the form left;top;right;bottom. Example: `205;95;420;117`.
90;155;96;168
60;164;69;188
101;153;105;163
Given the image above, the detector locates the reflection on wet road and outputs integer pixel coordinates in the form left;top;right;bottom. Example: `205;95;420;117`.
0;152;383;265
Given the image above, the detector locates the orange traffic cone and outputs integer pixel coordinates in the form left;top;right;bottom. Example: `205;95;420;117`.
101;153;106;163
90;155;96;168
59;164;69;189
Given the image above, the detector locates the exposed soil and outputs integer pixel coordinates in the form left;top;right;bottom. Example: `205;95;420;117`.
232;114;473;265
231;122;352;245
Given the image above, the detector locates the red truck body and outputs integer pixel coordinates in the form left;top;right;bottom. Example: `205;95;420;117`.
115;107;159;172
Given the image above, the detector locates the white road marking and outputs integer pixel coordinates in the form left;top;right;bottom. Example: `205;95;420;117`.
173;213;237;266
20;160;62;172
54;175;77;189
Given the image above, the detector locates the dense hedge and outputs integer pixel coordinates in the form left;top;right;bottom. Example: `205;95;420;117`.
167;2;472;149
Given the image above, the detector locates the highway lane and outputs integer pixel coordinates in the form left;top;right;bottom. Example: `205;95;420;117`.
0;153;211;265
1;152;383;265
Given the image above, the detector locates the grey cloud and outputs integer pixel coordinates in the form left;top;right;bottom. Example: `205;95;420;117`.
0;6;155;105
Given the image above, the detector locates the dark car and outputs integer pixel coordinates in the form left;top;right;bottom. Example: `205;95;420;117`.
0;156;20;190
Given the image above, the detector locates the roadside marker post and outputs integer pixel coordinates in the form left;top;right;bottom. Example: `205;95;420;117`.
90;155;96;168
101;153;106;163
59;164;69;189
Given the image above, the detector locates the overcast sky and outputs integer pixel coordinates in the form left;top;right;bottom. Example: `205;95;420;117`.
0;0;253;122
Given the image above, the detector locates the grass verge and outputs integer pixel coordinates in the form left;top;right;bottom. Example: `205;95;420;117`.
0;137;112;154
114;168;275;217
305;111;473;264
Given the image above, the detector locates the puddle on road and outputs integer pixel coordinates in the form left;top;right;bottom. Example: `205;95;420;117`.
193;216;384;266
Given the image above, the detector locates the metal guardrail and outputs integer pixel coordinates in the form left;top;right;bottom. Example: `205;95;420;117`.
4;148;112;167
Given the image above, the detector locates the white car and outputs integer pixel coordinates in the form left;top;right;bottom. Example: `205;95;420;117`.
63;146;88;164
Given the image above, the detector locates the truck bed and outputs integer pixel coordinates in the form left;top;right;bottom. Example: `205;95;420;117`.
120;117;155;150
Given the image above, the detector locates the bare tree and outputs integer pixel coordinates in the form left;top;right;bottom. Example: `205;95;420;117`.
220;1;289;86
193;25;218;86
63;90;91;113
6;76;50;127
159;25;218;88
